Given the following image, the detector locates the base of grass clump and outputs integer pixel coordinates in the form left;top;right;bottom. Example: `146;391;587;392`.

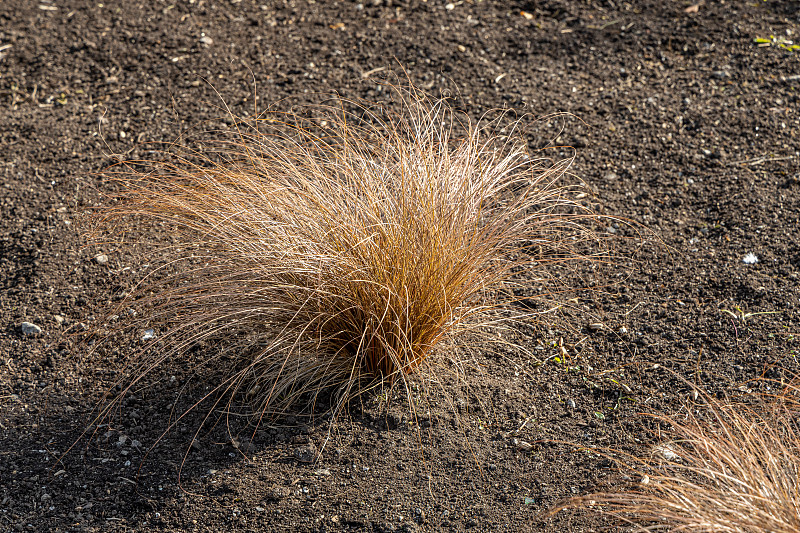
94;86;607;433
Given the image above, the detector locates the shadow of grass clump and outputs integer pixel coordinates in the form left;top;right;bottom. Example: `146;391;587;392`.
92;86;608;438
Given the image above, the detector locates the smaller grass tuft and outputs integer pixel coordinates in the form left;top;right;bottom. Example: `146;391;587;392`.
558;381;800;532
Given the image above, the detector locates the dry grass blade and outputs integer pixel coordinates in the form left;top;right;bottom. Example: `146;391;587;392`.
93;88;606;430
559;383;800;532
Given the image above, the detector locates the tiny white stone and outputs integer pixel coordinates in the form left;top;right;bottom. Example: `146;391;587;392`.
743;253;759;264
141;329;156;342
94;254;109;265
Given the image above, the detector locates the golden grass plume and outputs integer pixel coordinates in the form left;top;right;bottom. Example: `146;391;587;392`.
95;88;606;424
559;381;800;532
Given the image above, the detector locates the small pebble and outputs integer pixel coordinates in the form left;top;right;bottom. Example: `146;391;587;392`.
141;329;156;342
21;322;42;335
566;398;576;409
742;253;758;264
94;254;109;265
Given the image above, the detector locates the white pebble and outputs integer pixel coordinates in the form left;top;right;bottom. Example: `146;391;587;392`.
742;253;758;264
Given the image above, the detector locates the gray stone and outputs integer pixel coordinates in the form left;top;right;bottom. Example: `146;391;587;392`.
20;322;42;335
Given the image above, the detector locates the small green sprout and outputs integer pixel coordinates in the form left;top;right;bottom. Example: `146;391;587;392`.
720;306;780;325
754;35;800;52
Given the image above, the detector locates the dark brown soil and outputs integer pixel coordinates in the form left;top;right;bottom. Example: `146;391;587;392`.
2;0;800;531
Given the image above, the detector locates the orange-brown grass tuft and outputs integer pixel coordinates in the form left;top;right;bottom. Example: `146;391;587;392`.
559;382;800;532
95;89;604;426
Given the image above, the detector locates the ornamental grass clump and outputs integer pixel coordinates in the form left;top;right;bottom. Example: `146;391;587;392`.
561;383;800;532
97;90;601;424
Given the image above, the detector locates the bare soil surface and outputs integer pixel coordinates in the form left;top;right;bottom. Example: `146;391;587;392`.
2;0;800;531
